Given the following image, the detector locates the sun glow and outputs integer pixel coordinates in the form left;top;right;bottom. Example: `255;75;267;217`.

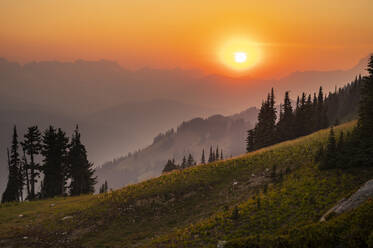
234;52;247;63
219;37;262;71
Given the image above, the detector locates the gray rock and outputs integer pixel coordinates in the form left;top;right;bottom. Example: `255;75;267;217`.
320;178;373;221
334;179;373;214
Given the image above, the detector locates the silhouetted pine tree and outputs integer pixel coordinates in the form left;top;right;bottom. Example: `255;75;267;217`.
21;126;42;200
21;147;30;197
181;155;187;168
201;149;206;164
276;91;294;141
69;126;96;196
294;92;307;136
2;127;22;203
317;87;329;129
358;55;373;138
104;180;108;192
162;159;178;173
220;149;223;160
215;146;219;161
99;180;109;193
254;89;277;148
187;153;195;167
319;127;337;170
246;129;255;152
41;126;69;198
208;146;213;163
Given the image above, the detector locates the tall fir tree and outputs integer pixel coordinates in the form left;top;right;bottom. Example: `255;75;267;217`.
320;127;337;170
69;126;96;196
181;155;187;168
21;147;30;197
215;146;219;161
201;149;205;164
187;153;195;167
277;91;294;141
2;127;22;203
162;159;178;173
21;126;42;200
358;55;373;138
41;126;69;198
317;87;329;130
246;129;255;152
208;146;213;163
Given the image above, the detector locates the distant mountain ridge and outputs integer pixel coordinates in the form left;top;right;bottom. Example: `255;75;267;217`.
95;108;258;190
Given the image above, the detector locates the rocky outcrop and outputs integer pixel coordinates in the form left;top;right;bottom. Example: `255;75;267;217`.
320;178;373;221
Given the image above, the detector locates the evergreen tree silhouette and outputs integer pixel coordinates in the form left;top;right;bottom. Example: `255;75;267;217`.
215;145;219;161
358;55;373;137
201;149;205;164
277;91;294;141
41;126;69;198
187;153;195;167
2;127;22;203
162;159;178;173
246;129;255;152
68;125;96;196
320;127;337;169
21;126;42;200
208;146;213;163
317;87;329;129
181;155;187;169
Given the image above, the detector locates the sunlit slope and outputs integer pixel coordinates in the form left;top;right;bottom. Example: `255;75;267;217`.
1;121;372;248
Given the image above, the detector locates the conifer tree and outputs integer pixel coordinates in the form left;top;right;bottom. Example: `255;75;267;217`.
215;146;219;161
304;94;314;134
181;155;187;168
246;129;255;152
277;91;294;141
69;126;96;196
320;127;337;169
2;127;22;203
21;126;42;200
220;149;223;160
187;153;195;167
317;87;329;129
208;146;213;163
41;126;69;198
21;147;30;197
358;55;373;137
104;180;108;192
201;149;206;164
162;159;178;173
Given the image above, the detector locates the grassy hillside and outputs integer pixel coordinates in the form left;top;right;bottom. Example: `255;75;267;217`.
0;121;372;248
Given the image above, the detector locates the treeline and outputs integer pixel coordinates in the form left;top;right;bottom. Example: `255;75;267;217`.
247;76;363;152
162;145;224;173
1;125;96;203
317;56;373;169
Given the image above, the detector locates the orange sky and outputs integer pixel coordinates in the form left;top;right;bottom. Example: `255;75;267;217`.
1;0;373;78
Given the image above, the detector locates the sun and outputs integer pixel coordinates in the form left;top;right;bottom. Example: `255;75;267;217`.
218;37;261;71
234;52;247;63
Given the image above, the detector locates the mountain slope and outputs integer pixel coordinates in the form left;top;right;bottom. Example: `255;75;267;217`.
95;109;258;190
0;121;372;248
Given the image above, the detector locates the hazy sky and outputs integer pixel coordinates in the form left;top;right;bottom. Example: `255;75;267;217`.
1;0;373;78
